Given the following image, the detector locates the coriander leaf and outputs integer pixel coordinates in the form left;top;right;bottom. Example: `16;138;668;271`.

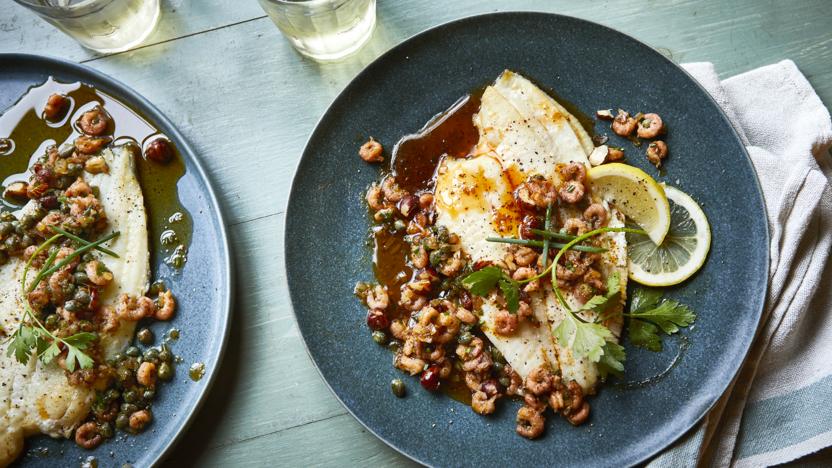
461;266;502;296
628;318;662;352
39;342;62;364
630;287;663;313
498;278;520;313
630;300;695;335
597;341;626;379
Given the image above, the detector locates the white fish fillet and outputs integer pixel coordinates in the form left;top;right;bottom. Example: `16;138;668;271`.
435;70;626;392
0;145;149;464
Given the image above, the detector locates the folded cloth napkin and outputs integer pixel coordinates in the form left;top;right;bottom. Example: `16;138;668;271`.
649;60;832;467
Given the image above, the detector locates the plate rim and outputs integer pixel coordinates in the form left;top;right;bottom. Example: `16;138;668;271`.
0;52;236;467
284;11;769;467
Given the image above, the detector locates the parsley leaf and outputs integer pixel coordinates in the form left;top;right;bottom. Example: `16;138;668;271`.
583;271;622;318
462;266;521;313
461;266;502;296
7;326;34;364
553;313;613;362
498;278;520;313
597;341;626;379
629;287;663;313
626;288;696;352
628;319;663;351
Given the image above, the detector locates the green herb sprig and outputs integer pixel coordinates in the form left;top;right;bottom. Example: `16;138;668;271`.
460;265;521;313
6;230;120;371
625;287;696;352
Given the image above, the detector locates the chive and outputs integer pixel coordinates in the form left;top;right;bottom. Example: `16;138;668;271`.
486;237;607;254
541;203;552;268
529;228;577;242
29;231;120;292
51;226;119;258
21;233;63;291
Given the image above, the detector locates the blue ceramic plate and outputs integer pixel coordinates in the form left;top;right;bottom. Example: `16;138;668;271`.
0;54;232;467
286;13;767;467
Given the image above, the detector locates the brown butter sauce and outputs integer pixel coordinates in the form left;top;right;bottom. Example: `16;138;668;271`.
373;92;484;404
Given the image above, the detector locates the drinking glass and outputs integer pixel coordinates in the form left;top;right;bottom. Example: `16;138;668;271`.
258;0;376;62
12;0;161;54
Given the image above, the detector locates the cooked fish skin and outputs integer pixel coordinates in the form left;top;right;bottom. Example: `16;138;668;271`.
0;145;149;465
434;71;626;392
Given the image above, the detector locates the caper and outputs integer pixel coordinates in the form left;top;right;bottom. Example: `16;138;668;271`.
429;249;445;267
387;341;400;354
64;300;81;313
158;348;172;363
0;222;13;236
490;346;505;363
117;367;133;383
99;422;114;439
20;234;33;247
31;205;46;219
0;212;14;222
391;378;406;398
78;320;95;333
493;361;505;374
142;389;156;401
148;279;166;296
123;390;138;403
143;348;159;362
137;328;154;345
74;289;92;305
158;362;173;381
44;314;60;329
112;352;125;363
105;388;120;402
19;215;34;229
123;357;139;371
82;252;94;262
120;403;138;414
457;331;473;345
171;255;185;269
4;235;18;250
73;271;89;284
67;163;82;175
371;330;386;345
125;346;141;357
499;377;510;387
115;413;129;429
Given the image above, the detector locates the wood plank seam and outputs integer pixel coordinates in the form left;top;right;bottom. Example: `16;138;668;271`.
79;15;269;65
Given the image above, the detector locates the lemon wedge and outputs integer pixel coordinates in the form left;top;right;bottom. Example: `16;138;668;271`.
625;185;711;286
587;163;671;245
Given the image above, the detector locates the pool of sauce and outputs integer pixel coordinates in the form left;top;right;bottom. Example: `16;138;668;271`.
0;77;192;274
373;91;482;325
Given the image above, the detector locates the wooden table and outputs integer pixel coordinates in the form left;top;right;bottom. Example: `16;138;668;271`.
2;1;830;466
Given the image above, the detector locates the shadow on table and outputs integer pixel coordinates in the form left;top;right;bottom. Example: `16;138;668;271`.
160;255;244;467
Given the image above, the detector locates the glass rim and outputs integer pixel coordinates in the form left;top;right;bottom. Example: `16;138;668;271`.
12;0;114;18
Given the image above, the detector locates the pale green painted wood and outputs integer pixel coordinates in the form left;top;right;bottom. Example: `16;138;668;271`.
1;0;830;466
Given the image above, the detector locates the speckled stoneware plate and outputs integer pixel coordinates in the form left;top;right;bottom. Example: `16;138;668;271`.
0;54;232;467
285;12;767;467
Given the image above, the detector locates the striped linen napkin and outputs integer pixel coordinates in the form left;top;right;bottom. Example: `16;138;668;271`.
650;60;832;467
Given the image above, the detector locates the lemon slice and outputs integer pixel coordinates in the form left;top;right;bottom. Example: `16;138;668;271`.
588;163;671;245
626;185;711;286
